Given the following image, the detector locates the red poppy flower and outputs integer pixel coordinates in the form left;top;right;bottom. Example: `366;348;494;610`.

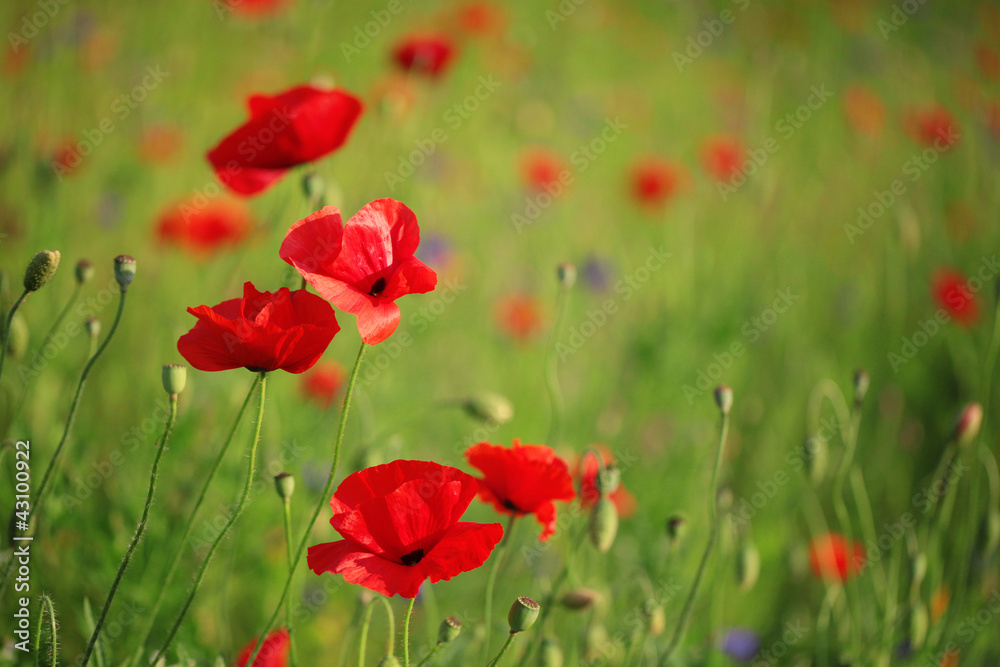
236;628;289;667
392;35;456;78
457;2;504;35
808;533;865;581
702;135;744;181
520;148;567;191
156;197;252;257
51;140;84;178
905;106;960;148
308;460;503;598
842;85;884;138
577;448;637;519
207;85;363;196
495;294;543;342
178;282;340;373
300;361;345;409
630;158;683;209
933;269;978;327
466;439;576;541
280;199;437;345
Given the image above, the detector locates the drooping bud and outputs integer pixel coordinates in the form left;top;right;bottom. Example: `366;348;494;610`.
161;364;187;397
539;636;564;667
853;369;870;405
802;436;827;484
463;392;514;425
714;384;733;416
85;317;101;340
507;596;540;633
437;616;461;644
737;542;761;592
556;262;576;289
302;172;326;204
666;515;687;543
6;314;28;359
595;464;620;496
560;588;601;611
75;259;94;285
274;472;296;502
642;600;666;636
113;254;137;291
588;496;618;552
952;403;983;447
23;250;60;292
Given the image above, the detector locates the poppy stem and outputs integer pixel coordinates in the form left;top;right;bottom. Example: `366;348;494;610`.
403;596;416;666
245;342;368;665
661;405;730;661
543;283;571;448
34;594;57;667
481;514;517;664
485;633;518;667
0;289;127;603
127;373;262;666
152;371;268;665
82;395;178;667
359;597;396;666
0;288;29;388
282;498;298;667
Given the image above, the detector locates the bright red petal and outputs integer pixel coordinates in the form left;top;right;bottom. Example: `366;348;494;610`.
356;301;401;344
421;522;504;584
307;540;427;598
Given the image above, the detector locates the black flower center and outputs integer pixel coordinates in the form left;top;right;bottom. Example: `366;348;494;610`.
401;548;425;566
369;277;387;297
502;499;522;513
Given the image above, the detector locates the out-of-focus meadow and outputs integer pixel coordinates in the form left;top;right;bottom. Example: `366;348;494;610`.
1;0;999;665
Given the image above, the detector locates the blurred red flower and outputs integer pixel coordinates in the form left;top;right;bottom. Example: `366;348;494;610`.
630;158;683;209
495;294;543;342
280;199;438;345
905;106;960;148
577;447;637;519
702;135;744;181
178;282;340;373
393;35;456;77
138;124;183;164
300;361;345;409
933;269;979;327
207;85;363;196
520;148;567;191
235;628;289;667
466;439;576;540
808;533;865;581
51;140;84;178
156;197;252;257
308;460;503;598
457;2;504;35
842;85;884;138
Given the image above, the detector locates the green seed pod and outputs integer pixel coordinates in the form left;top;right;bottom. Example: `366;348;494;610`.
377;656;401;667
75;259;94;285
560;588;600;611
666;514;687;542
302;172;326;204
714;384;733;416
588;497;618;553
507;596;540;633
437;616;461;644
853;369;870;405
113;254;137;291
538;636;564;667
802;436;827;484
23;250;60;292
556;262;576;289
595;464;620;496
463;392;514;425
274;472;295;502
85;317;100;340
910;552;927;587
642;600;666;637
161;364;187;397
737;542;761;592
6;313;28;360
910;604;929;649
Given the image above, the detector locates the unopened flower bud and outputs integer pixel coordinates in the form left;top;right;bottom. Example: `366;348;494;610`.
85;317;100;340
556;262;576;289
23;250;60;292
853;369;870;405
910;552;927;586
161;364;187;397
6;314;28;360
737;542;761;592
595;464;620;496
642;600;666;636
377;657;401;667
539;636;564;667
75;259;94;285
113;254;137;291
714;385;733;416
666;514;687;542
302;172;326;204
953;402;983;447
437;616;461;644
588;496;618;552
507;596;540;633
560;588;600;611
463;392;514;425
274;472;295;501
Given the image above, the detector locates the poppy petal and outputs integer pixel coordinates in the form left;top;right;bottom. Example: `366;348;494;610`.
356;301;401;345
307;540;427;598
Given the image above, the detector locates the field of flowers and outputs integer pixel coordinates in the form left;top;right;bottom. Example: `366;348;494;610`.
1;0;999;665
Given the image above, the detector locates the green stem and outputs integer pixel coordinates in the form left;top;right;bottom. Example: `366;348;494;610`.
152;372;268;664
485;633;518;667
414;644;441;667
830;400;863;661
245;342;367;665
82;396;178;666
0;289;28;387
544;286;570;447
403;596;416;667
34;594;57;667
0;290;127;602
359;597;395;667
128;374;262;665
481;515;517;664
283;500;298;667
661;408;730;661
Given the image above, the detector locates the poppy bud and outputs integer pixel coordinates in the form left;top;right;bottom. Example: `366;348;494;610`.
23;250;60;292
507;596;540;633
539;636;564;667
952;402;982;447
737;542;761;592
802;437;827;484
438;616;462;644
463;391;514;425
274;472;295;502
5;314;28;360
556;262;576;289
853;369;869;405
113;254;137;291
161;364;187;397
85;317;101;340
595;464;620;496
75;259;94;285
560;588;600;611
666;514;687;542
377;657;401;667
588;497;618;552
714;384;733;416
909;552;927;586
642;600;666;636
910;604;929;648
302;172;326;204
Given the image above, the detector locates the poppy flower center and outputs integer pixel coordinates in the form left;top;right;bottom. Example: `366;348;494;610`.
502;499;522;513
369;277;387;297
400;548;425;566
